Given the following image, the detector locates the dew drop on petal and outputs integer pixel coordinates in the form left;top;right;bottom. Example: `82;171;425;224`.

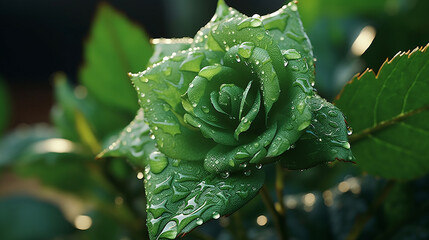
212;212;220;219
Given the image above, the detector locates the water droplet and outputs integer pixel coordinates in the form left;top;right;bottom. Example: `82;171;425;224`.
290;144;295;149
244;170;251;176
347;126;353;136
281;49;301;60
328;110;338;117
297;101;306;114
234;151;250;159
256;164;263;169
199;64;222;80
159;221;178;239
236;55;241;62
237;17;262;30
220;171;230;179
343;142;351;149
237;190;248;199
237;42;255;59
293;78;312;94
196;218;203;225
202;105;210;113
256;33;264;40
239;162;248;168
328;121;339;128
148;151;168;174
212;212;220;219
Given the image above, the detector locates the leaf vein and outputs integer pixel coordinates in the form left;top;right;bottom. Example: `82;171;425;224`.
401;60;429;113
373;62;398;126
369;135;424;160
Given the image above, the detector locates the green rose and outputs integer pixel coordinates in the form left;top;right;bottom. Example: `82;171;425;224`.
100;1;354;239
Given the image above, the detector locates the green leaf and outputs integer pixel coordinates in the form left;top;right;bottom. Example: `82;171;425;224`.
0;124;57;168
0;76;10;135
79;3;153;114
280;95;354;169
100;110;265;240
143;157;264;240
0;125;108;198
130;49;219;161
52;74;131;144
335;44;429;180
0;196;75;240
97;109;155;169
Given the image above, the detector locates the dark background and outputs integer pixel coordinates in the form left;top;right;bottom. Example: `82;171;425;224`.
0;0;285;128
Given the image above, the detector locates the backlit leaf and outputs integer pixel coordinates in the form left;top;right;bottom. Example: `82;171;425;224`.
335;44;429;180
79;3;153;114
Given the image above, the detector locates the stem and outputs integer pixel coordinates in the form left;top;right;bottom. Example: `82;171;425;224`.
349;104;429;143
260;186;288;240
346;180;395;240
229;211;248;240
275;163;286;215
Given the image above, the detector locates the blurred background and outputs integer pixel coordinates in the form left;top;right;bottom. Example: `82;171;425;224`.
1;0;428;240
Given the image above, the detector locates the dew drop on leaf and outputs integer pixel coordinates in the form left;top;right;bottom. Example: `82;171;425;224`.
281;49;301;60
212;212;221;219
328;121;339;128
328;110;338;117
202;105;210;113
234;151;250;159
347;126;353;136
148;151;168;174
196;218;203;225
158;221;178;239
220;171;230;179
237;42;255;59
239;162;248;168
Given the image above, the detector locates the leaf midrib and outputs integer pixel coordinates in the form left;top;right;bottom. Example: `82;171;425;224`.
348;104;429;143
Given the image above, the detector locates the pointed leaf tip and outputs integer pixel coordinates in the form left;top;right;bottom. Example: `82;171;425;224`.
215;0;230;20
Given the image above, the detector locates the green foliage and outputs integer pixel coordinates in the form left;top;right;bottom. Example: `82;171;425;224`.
335;45;429;180
1;1;428;240
0;124;57;167
0;76;10;135
52;73;131;145
0;196;75;240
79;3;153;114
102;1;352;239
